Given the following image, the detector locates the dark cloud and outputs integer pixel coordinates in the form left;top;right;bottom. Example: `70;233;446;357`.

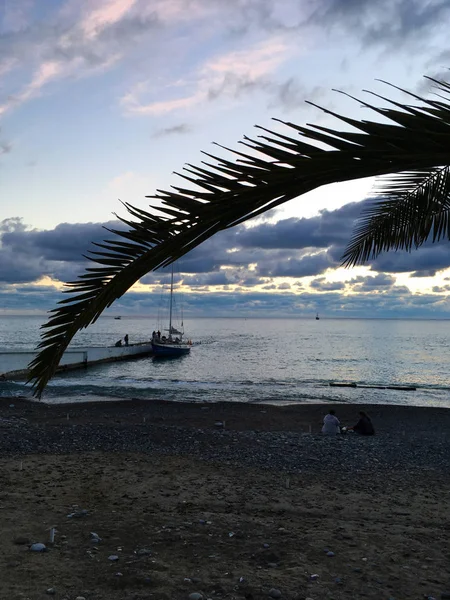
1;219;122;262
0;248;45;283
0;217;27;233
220;0;304;35
152;124;191;138
309;0;450;47
0;13;161;69
237;202;360;250
371;245;450;276
0;141;12;155
181;271;234;287
0;218;125;284
1;286;449;319
2;196;450;316
206;71;328;114
257;252;334;278
268;80;328;113
410;269;440;278
348;273;396;292
310;278;346;291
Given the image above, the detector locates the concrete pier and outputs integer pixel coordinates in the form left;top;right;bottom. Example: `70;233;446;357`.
0;342;154;380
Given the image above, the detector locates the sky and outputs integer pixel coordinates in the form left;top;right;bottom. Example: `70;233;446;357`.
1;0;450;318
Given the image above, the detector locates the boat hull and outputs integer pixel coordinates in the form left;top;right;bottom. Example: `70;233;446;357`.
151;341;191;357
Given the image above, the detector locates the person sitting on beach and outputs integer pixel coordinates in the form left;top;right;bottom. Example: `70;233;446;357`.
114;339;122;347
348;411;375;435
322;409;341;436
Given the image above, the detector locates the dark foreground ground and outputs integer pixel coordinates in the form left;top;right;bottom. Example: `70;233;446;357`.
1;398;450;599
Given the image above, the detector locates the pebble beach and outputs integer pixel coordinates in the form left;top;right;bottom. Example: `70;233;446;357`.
1;397;450;599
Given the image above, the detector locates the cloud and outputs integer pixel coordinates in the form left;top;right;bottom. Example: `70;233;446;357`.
1;0;34;32
348;273;396;292
0;140;12;155
257;252;334;278
0;217;124;284
310;277;346;291
309;0;450;48
1;0;448;122
371;244;450;276
121;37;294;115
0;0;160;115
2;196;450;316
152;123;192;138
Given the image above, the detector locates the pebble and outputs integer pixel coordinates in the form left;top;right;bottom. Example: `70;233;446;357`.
4;409;450;477
188;593;203;600
75;597;86;600
46;589;56;596
108;555;119;561
67;509;88;518
137;548;151;556
263;543;270;548
268;589;282;599
310;574;319;580
13;536;31;545
30;543;47;552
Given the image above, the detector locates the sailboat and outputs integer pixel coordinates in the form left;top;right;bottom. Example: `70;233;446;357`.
151;265;192;357
316;312;320;320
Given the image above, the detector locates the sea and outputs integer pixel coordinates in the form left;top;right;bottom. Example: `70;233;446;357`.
0;315;449;408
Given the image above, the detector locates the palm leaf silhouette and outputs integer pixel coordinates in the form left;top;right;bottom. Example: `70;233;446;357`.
29;77;450;397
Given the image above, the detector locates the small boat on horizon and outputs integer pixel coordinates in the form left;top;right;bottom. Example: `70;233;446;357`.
316;312;320;320
151;265;192;358
114;316;122;320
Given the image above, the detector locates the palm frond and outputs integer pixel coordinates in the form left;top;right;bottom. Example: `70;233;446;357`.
29;77;450;397
342;166;450;266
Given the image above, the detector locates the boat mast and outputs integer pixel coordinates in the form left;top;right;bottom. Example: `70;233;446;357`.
169;264;174;335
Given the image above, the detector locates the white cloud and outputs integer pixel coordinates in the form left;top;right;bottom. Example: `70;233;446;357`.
0;0;146;116
121;37;296;116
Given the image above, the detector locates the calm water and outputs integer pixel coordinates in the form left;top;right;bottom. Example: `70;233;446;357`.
1;316;450;407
